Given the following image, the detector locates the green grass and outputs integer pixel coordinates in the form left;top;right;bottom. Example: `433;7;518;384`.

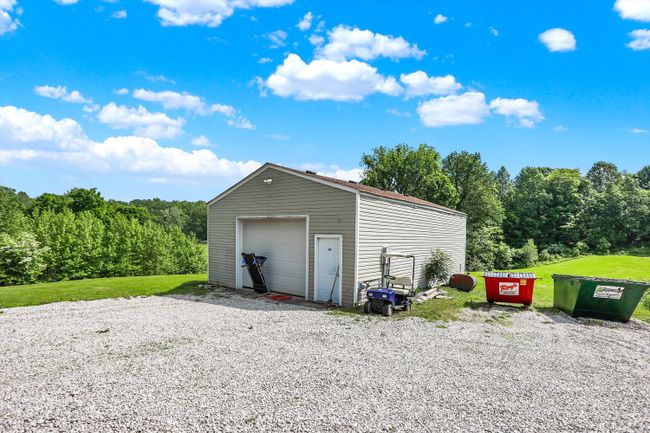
408;255;650;322
0;274;208;309
2;255;649;323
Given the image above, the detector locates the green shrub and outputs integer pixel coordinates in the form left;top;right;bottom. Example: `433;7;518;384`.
572;241;588;257
594;237;611;254
424;249;452;286
494;242;513;269
538;249;552;263
513;239;538;268
29;209;205;283
168;226;207;274
0;232;47;285
465;226;500;271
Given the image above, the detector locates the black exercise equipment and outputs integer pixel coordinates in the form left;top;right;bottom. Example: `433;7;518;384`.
240;253;268;293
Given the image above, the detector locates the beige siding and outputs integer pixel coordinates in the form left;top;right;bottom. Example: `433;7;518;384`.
357;194;466;300
208;167;357;306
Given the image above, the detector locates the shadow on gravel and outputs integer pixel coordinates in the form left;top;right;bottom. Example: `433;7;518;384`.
534;307;579;324
158;281;324;312
534;307;650;330
464;301;530;314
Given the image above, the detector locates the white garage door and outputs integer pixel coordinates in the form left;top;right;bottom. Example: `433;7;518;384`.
241;218;306;297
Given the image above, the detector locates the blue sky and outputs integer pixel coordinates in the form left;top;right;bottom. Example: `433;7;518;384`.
1;0;649;201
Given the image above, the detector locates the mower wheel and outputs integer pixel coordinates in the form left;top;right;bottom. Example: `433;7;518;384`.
404;300;412;312
381;302;394;317
363;301;372;314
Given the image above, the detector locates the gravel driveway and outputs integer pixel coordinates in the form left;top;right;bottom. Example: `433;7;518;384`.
1;293;649;433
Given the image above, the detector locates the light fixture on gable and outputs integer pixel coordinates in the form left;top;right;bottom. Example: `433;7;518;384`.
263;178;273;185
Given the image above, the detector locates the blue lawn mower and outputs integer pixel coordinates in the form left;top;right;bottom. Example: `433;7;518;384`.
363;249;416;317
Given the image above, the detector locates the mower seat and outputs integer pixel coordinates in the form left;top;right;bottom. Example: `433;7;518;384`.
391;288;411;296
389;276;413;296
392;276;412;287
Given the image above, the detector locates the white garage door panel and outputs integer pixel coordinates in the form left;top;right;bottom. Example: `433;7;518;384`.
242;219;306;296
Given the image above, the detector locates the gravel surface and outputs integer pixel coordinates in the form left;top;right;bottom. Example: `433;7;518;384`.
1;293;649;433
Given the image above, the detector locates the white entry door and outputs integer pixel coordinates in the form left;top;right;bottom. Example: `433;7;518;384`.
315;236;342;304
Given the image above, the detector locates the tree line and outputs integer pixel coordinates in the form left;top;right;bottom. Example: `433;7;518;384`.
1;144;648;284
0;187;207;285
360;144;650;271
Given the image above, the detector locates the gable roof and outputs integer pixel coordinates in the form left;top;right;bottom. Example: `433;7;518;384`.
208;162;465;217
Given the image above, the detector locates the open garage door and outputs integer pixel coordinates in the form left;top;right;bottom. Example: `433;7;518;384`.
240;218;307;297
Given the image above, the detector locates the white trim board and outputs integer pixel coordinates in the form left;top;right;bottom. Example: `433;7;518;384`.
207;163;357;206
313;234;343;306
353;193;360;305
235;215;309;299
207;204;211;282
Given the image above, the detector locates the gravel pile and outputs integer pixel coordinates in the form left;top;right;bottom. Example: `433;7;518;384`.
1;293;649;433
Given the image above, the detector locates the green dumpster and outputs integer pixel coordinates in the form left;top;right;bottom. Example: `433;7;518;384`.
552;274;650;322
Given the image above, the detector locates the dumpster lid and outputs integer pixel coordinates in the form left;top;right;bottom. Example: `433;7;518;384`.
483;272;537;279
551;274;650;285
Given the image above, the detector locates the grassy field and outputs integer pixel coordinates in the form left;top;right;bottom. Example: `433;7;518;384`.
408;255;650;322
0;274;208;309
2;255;649;323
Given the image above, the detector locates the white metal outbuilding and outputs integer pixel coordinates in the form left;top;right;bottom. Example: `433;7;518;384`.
207;163;466;306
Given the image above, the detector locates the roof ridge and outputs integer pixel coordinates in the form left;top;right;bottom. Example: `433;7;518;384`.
269;163;465;216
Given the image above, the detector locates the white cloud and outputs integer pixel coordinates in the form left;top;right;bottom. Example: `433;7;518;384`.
136;71;176;84
114;88;129;95
489;97;544;128
264;133;290;140
308;34;324;46
0;0;19;36
0;105;87;149
133;89;255;130
83;104;100;113
227;117;255;129
615;0;650;21
53;0;79;4
417;92;490;127
265;53;402;101
300;163;362;182
400;71;461;98
323;167;362;182
631;127;648;133
144;0;294;27
434;14;447;25
112;10;127;19
266;29;287;48
386;108;410;117
191;135;215;146
251;76;268;97
34;85;92;104
0;105;261;178
97;102;185;139
489;26;499;36
132;89;236;116
258;57;273;64
94;136;263;176
627;29;650;50
553;125;568;132
538;28;576;52
297;11;312;31
318;25;426;61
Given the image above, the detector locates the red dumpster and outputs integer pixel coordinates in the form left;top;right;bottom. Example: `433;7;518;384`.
482;272;538;306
